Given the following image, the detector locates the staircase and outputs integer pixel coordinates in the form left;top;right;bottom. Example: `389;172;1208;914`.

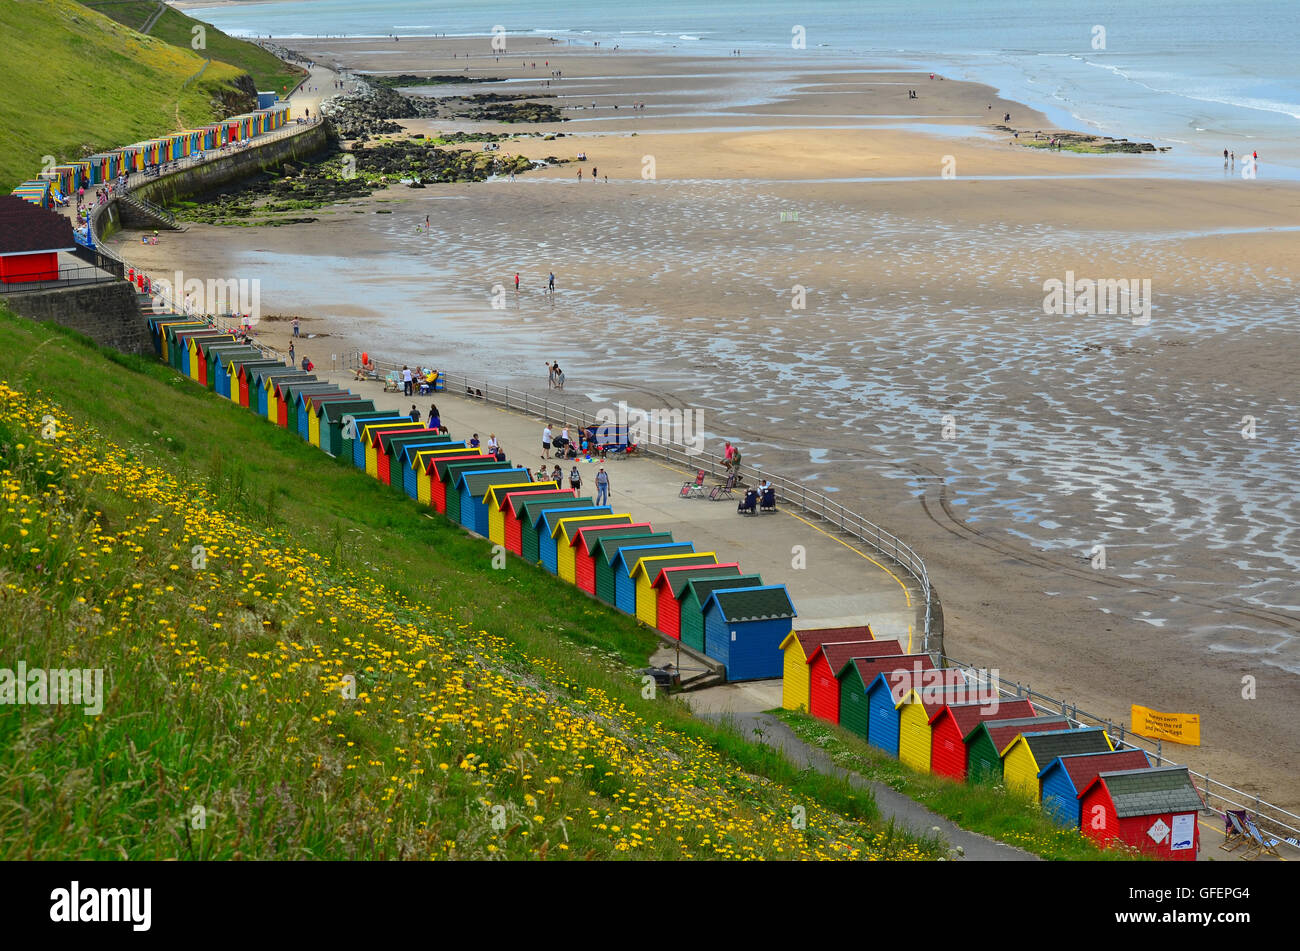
118;192;184;232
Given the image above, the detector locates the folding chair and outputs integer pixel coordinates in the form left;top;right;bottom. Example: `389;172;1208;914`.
709;471;738;501
759;487;777;512
1242;816;1283;859
737;488;758;515
383;371;401;392
1220;811;1249;852
680;470;706;498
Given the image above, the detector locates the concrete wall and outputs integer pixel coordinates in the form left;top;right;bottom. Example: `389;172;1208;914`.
133;123;330;206
1;281;151;355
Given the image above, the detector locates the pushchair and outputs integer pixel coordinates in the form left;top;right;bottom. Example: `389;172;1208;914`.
737;488;758;515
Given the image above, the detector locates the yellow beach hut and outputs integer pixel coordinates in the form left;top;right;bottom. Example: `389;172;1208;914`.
779;626;875;712
631;552;719;627
1000;726;1113;799
485;481;559;546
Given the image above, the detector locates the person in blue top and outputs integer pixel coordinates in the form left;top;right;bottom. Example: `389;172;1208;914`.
470;433;481;449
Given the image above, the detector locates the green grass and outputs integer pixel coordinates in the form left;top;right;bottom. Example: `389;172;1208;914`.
0;0;253;191
772;709;1144;860
80;1;306;96
0;306;951;860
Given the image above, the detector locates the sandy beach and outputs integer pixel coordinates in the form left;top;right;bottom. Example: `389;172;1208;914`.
118;34;1300;809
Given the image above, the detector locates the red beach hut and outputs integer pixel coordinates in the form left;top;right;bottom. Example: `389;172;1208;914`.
1078;766;1204;860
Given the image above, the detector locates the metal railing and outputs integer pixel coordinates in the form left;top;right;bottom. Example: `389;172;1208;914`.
938;654;1300;846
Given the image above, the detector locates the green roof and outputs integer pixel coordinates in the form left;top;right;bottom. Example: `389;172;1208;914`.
685;574;763;603
709;585;796;622
461;468;530;496
1100;767;1204;818
1023;728;1111;765
667;564;742;598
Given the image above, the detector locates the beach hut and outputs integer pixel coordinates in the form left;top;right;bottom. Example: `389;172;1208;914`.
300;392;356;443
401;441;466;499
225;357;279;403
831;649;920;742
859;655;946;754
701;586;796;681
254;368;305;415
429;454;495;514
441;459;512;523
541;506;616;574
631;553;720;627
519;496;597;563
350;417;410;468
929;697;1037;781
780;626;875;713
193;337;239;387
485;483;558;546
593;533;675;607
554;514;634;583
806;639;875;724
502;489;575;555
612;542;695;614
316;399;374;453
964;715;1070;785
411;447;475;504
378;428;443;485
280;383;338;432
162;322;206;367
338;411;403;464
361;421;423;476
1038;750;1152;828
459;470;531;535
896;680;981;773
653;564;741;639
1077;767;1203;860
572;523;655;595
1001;727;1113;799
678;574;763;652
174;329;225;377
10;180;53;210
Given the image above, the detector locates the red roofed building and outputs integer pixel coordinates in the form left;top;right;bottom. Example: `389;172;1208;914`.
929;699;1037;780
0;194;75;284
806;639;901;724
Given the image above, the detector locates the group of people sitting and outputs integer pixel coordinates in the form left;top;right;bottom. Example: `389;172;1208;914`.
738;479;776;514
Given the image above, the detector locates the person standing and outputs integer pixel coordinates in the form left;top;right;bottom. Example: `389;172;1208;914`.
402;365;413;396
542;422;553;458
547;361;556;389
409;404;421;421
553;363;564;390
594;466;609;505
514;272;520;291
428;403;441;430
288;342;295;366
292;316;300;337
487;433;498;455
548;271;555;293
569;465;582;491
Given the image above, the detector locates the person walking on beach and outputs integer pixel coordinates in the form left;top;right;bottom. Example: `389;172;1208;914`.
594;467;609;505
428;403;441;430
514;272;520;291
542;422;553;458
402;365;413;396
409;404;420;421
551;464;564;486
548;271;555;293
577;168;582;182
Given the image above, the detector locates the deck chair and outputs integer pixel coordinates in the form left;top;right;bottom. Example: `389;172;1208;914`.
1242;816;1283;859
680;470;706;498
1220;811;1249;852
709;471;738;501
737;488;758;515
759;487;777;512
383;371;401;392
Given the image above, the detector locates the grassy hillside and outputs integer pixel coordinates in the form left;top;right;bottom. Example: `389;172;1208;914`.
0;305;948;860
0;0;253;191
80;1;306;96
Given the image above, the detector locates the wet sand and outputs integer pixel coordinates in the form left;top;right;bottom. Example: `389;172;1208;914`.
119;35;1300;809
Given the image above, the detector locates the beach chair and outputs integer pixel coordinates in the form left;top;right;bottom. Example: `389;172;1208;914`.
1242;816;1283;860
1220;811;1249;852
383;371;401;392
680;470;706;499
737;488;758;515
709;471;738;501
759;487;777;512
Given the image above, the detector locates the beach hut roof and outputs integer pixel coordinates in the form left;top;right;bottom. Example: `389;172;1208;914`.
574;522;651;555
435;457;501;482
966;714;1068;747
703;585;796;623
808;639;886;674
543;505;614;537
1041;749;1151;786
0;195;75;253
931;698;1035;734
460;468;530;496
320;399;376;421
506;489;574;518
1007;726;1111;761
613;542;694;575
894;677;973;714
632;552;718;582
1078;767;1203;816
555;513;632;541
486;482;556;509
655;563;741;593
832;648;917;685
683;573;763;603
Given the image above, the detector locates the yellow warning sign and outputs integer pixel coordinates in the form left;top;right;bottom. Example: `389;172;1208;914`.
1131;705;1201;746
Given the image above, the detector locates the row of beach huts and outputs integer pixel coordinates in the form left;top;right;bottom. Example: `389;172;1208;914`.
780;629;1207;858
145;313;800;685
145;312;1207;861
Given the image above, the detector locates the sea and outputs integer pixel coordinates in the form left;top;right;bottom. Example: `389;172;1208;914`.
187;0;1300;166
